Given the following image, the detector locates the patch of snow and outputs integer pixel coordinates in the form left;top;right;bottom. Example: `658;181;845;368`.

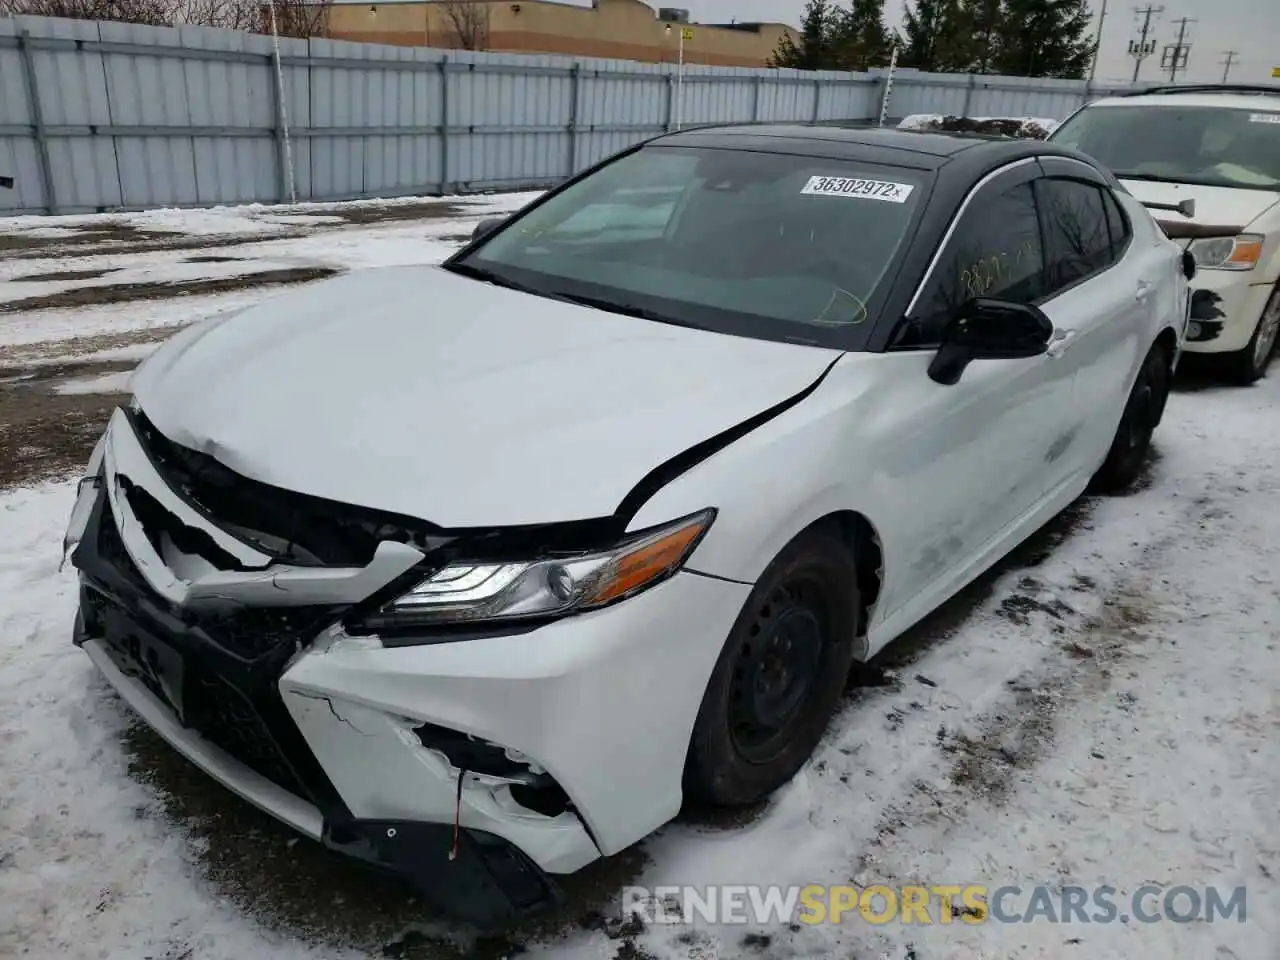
0;191;540;240
35;342;164;367
898;113;946;130
0;289;277;349
898;113;1061;135
53;370;134;395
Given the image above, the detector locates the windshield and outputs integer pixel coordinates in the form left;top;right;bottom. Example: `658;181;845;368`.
449;145;928;347
1050;104;1280;190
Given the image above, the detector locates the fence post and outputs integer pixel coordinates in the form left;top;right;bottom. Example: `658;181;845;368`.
961;72;978;118
567;63;580;178
664;72;674;132
1082;78;1094;107
17;31;56;215
439;55;450;195
752;74;762;122
811;77;822;122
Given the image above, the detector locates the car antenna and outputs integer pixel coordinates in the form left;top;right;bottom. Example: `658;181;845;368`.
1140;198;1196;218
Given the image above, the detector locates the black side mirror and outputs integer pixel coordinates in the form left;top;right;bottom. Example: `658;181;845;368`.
471;216;506;242
1181;250;1197;281
928;298;1054;385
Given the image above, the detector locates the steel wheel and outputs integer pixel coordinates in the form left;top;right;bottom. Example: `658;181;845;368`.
684;528;858;807
728;580;827;765
1092;343;1170;493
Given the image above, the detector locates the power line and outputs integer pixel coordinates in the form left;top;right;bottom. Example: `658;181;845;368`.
1161;16;1196;82
1219;49;1240;82
1128;5;1163;83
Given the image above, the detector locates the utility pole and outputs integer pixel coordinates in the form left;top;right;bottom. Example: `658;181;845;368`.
1089;0;1110;82
1162;16;1195;82
1128;4;1163;83
1219;49;1239;82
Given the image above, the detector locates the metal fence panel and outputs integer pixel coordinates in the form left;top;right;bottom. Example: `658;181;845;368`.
0;15;1145;214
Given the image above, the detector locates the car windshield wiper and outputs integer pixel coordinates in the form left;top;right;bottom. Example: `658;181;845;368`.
446;262;703;330
443;260;550;297
548;291;704;331
1113;171;1231;189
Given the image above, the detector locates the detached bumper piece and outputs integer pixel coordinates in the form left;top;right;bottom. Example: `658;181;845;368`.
71;470;562;925
326;820;563;924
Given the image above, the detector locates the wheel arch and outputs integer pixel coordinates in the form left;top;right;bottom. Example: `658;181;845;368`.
783;510;885;663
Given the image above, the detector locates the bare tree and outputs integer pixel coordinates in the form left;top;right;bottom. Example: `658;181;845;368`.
182;0;256;31
265;0;331;39
440;0;490;50
0;0;330;36
0;0;179;25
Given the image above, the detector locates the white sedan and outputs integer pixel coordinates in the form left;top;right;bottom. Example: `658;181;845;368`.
64;123;1191;924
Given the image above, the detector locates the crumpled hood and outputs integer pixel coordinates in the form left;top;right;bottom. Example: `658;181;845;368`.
1121;179;1280;244
132;265;840;528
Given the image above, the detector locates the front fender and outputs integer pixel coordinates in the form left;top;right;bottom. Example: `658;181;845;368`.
625;356;897;627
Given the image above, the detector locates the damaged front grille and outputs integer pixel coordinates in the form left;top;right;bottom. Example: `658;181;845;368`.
188;671;309;797
83;486;351;808
130;410;444;567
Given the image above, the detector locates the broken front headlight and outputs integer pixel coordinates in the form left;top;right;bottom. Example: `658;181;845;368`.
364;508;715;629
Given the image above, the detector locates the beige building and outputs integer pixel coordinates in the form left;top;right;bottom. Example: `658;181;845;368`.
326;0;796;68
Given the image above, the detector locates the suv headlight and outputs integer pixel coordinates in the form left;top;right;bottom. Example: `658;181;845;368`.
1188;234;1264;271
364;508;715;629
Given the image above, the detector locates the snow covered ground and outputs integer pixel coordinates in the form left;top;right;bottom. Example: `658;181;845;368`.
1;196;1277;960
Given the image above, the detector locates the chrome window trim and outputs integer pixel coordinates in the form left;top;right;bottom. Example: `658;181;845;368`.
903;157;1041;319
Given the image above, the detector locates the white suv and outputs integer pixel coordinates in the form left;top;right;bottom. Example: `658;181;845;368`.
1050;85;1280;383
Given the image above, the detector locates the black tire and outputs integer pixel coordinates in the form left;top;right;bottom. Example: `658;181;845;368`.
683;528;858;807
1091;343;1170;493
1220;286;1280;386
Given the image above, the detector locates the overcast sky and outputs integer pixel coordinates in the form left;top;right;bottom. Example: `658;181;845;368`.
669;0;1278;83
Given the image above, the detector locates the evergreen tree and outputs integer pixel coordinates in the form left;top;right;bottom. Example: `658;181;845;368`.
770;0;894;71
991;0;1094;78
960;0;1002;73
770;0;836;69
900;0;980;72
834;0;894;70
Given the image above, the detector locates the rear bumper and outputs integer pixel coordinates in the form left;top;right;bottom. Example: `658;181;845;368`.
1184;273;1274;354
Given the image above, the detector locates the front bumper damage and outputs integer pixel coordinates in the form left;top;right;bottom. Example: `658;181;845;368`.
1178;267;1274;355
68;407;752;924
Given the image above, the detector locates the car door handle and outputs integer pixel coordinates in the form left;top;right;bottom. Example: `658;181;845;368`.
1136;281;1155;301
1046;330;1078;358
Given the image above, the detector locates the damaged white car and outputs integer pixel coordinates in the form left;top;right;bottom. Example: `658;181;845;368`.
65;123;1190;924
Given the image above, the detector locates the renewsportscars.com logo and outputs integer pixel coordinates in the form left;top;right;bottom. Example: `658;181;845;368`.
620;884;1249;926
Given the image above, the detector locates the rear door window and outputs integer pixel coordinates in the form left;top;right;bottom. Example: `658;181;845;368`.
1037;178;1117;296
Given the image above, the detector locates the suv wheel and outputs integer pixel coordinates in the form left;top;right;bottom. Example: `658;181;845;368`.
1223;285;1280;385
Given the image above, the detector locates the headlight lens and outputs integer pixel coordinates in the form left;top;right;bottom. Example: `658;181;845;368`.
368;508;715;629
1189;234;1264;271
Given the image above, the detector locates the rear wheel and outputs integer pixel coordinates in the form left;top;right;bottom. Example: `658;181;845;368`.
684;529;857;807
1091;343;1170;493
1221;286;1280;385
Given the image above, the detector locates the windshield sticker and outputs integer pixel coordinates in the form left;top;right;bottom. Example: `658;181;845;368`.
1248;113;1280;124
801;176;915;203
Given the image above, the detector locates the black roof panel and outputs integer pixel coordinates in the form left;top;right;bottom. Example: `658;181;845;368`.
650;122;1075;168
